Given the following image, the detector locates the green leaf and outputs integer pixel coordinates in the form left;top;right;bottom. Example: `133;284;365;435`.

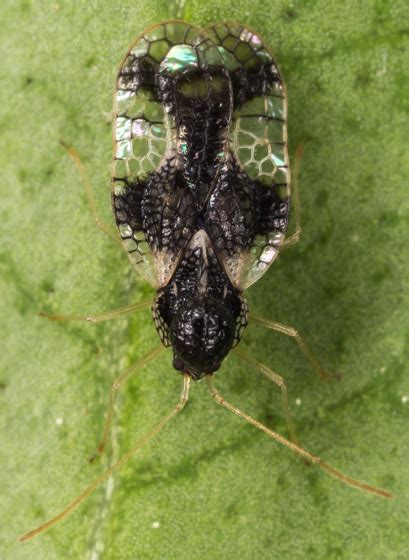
1;1;408;559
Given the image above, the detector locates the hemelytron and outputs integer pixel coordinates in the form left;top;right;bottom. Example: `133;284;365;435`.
20;20;392;542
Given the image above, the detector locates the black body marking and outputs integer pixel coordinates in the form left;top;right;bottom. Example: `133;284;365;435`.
112;21;290;375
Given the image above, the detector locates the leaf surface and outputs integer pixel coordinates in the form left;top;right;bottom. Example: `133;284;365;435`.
1;1;408;558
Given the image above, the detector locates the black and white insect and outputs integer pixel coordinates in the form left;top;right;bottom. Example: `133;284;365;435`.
20;20;392;542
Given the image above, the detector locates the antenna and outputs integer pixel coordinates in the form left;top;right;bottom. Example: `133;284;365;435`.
19;374;191;542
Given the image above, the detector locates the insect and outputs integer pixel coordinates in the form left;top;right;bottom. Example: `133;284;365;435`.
20;20;392;542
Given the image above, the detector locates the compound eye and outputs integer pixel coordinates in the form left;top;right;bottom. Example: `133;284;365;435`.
172;356;184;371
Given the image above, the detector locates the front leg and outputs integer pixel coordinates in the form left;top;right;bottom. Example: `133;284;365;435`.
249;313;340;381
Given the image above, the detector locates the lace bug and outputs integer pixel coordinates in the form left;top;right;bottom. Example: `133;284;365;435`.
20;20;392;544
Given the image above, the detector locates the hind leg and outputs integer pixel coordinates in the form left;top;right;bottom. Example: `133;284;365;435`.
60;141;121;245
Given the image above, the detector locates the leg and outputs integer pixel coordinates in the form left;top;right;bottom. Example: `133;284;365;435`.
91;345;163;461
60;141;121;245
250;313;339;381
233;347;299;446
282;142;306;248
206;375;392;499
19;374;191;542
39;299;152;323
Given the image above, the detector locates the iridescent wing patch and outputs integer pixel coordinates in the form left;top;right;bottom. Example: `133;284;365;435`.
204;23;290;289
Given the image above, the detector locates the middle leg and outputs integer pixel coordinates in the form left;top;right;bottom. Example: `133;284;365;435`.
39;299;153;324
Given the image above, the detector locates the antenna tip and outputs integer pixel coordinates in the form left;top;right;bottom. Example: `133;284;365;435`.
18;532;30;542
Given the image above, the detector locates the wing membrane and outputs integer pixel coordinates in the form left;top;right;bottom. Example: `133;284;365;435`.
112;21;211;288
205;23;290;289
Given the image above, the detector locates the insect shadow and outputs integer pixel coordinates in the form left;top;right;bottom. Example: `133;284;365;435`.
20;20;392;543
